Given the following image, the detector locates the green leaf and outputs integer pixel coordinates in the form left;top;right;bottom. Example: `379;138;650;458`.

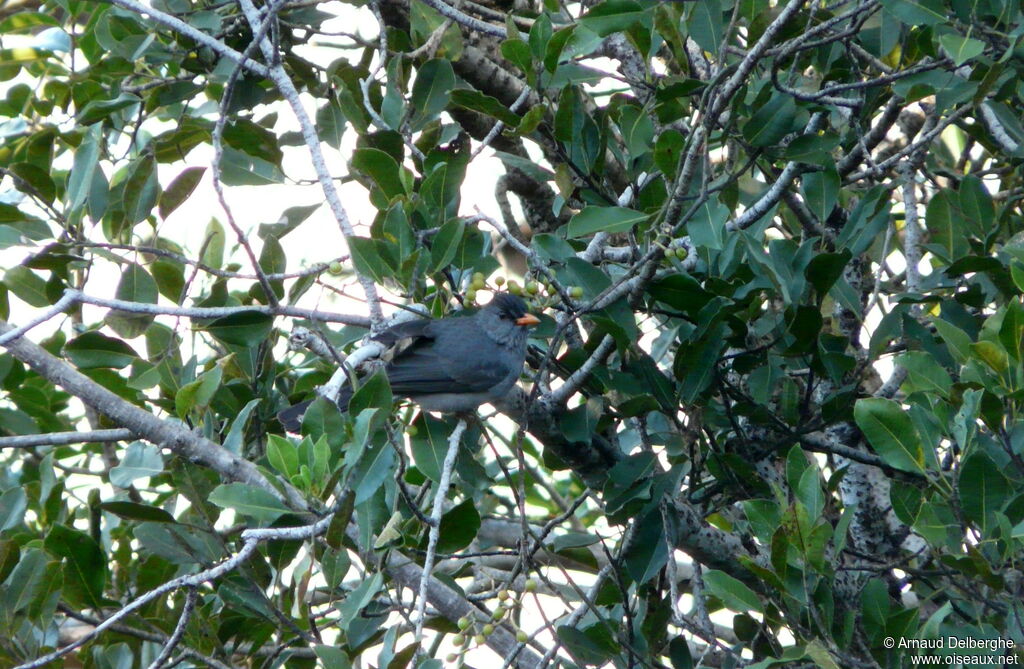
429;219;465;273
99;501;175;524
529;12;552;59
566;206;648;238
742;93;798;147
267;434;299;479
410;59;455;130
501;38;533;75
623;511;668;584
410;414;453;483
316;97;346;149
348;236;393;284
105;263;158;338
2;265;49;307
121;153;159;225
354;146;405;198
313;645;352;669
0;488;27;531
801;166;839;223
578;0;648;37
64;331;139;369
853;398;925;474
352;437;396;504
109;441;164;487
958;175;994;238
449;89;521;125
201;218;225;270
45;524;107;609
544;26;575;72
557;624;620;666
219;146;285;186
669;636;693;669
435;499;481;553
805;250;851;297
10;162;56;204
201;311;273;348
959;451;1009;528
494;150;554;182
782;132;841;165
687;0;724;55
1;548;50;615
999;299;1024;362
805;640;841;669
676;325;727;402
654;129;686;179
932;317;972;364
77;92;139;125
897;351;952;398
688;196;729;250
159;166;206;219
349;369;393;415
972;339;1009;373
939;33;985;65
223;399;261;455
175;365;222;416
337;571;383;626
704;569;763;612
926;189;968;260
208;482;290;522
881;0;945;24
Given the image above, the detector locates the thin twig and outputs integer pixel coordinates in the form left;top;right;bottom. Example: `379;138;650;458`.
417;0;507;37
15;517;332;669
62;288;370;327
0;429;135;449
145;586;198;669
0;290;76;346
413;418;467;657
236;0;384;327
544;335;616;406
211;0;286;308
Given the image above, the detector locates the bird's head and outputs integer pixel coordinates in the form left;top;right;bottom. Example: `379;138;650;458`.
488;292;539;326
478;292;539;346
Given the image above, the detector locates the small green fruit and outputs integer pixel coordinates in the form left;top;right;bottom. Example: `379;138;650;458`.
473;634;486;645
526;281;540;295
482;624;494;636
495;276;505;286
492;608;505;620
328;261;343;275
457;616;471;630
675;246;688;259
466;288;477;302
453;634;466;646
516;630;529;643
570;286;584;299
446;654;458;663
497;590;509;601
524;578;537;592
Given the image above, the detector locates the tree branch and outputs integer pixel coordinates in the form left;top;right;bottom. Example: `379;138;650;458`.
0;429;135;449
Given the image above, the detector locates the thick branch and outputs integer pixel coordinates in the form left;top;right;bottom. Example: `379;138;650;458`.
0;319;308;511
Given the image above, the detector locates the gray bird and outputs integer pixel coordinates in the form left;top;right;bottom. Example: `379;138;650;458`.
278;293;539;431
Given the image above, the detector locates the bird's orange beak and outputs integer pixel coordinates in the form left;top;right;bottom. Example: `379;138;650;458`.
516;313;540;327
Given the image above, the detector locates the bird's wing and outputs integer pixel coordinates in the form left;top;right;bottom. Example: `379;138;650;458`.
372;318;434;361
384;319;510;395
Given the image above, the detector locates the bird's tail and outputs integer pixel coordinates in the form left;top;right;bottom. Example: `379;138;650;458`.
277;387;354;433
